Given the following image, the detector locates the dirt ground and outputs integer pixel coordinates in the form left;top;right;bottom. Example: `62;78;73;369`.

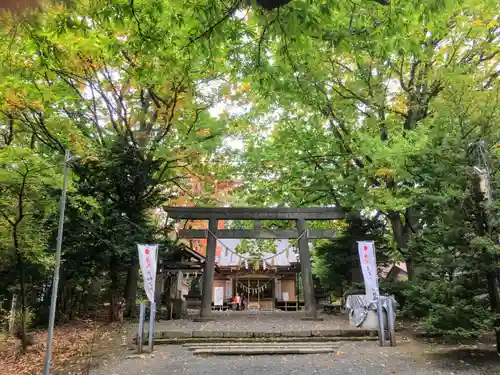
0;320;137;375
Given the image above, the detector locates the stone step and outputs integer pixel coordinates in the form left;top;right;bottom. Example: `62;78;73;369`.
189;345;339;351
193;347;337;356
154;336;377;345
183;341;340;348
154;329;376;339
185;343;339;351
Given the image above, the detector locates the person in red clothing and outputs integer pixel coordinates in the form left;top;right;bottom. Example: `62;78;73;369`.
234;294;241;310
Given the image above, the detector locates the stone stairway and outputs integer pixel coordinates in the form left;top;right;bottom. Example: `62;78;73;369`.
152;328;377;345
183;341;341;356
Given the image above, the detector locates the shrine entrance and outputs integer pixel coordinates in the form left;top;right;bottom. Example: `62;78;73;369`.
237;278;275;310
163;207;344;320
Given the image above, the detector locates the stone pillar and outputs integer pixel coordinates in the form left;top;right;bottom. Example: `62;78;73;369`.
296;218;319;320
197;218;218;321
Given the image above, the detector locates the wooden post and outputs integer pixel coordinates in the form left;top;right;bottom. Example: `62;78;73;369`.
198;218;217;321
295;274;299;311
296;219;318;319
272;277;276;310
257;279;260;310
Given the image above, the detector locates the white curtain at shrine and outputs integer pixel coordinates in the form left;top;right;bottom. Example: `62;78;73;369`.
225;278;233;298
275;278;281;299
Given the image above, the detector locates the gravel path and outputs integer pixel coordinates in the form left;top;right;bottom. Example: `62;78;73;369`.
91;340;497;375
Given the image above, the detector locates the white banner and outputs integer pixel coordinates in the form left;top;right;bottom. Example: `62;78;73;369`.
357;241;379;303
214;286;224;306
138;244;158;303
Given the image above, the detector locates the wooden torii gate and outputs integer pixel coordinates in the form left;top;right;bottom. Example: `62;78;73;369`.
163;207;344;321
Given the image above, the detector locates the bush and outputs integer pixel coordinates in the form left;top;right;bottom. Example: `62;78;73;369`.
379;279;408;310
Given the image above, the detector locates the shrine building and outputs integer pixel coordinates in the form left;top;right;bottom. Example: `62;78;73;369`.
213;239;301;311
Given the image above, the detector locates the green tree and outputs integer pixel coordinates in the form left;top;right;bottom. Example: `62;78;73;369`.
0;147;59;350
313;213;392;297
0;0;237;324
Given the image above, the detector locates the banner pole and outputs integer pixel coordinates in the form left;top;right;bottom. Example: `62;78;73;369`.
148;302;155;352
387;298;397;346
137;303;146;353
377;297;385;347
148;245;159;352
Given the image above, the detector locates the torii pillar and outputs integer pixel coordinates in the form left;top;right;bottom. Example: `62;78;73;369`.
296;218;320;320
196;218;217;321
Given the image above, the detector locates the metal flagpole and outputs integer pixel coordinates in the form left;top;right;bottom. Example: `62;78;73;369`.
148;245;159;352
371;242;385;347
386;298;396;346
137;303;146;353
44;150;78;375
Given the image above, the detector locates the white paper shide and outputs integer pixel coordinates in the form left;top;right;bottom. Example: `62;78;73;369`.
138;244;158;303
357;241;380;303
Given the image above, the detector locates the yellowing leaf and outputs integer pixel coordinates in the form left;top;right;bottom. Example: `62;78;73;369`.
487;20;498;28
237;82;252;93
375;168;395;177
196;129;210;136
31;100;44;111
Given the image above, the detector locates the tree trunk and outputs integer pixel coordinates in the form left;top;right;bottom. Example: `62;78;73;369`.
108;257;120;322
8;293;17;336
14;227;28;352
123;262;139;318
388;209;418;280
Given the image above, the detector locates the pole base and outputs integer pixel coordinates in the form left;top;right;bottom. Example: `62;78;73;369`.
300;316;324;321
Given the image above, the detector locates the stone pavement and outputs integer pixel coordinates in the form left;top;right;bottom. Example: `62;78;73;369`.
150;311;375;340
92;341;494;375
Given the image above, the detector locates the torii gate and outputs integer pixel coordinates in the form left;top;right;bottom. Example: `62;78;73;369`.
163;207;344;321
